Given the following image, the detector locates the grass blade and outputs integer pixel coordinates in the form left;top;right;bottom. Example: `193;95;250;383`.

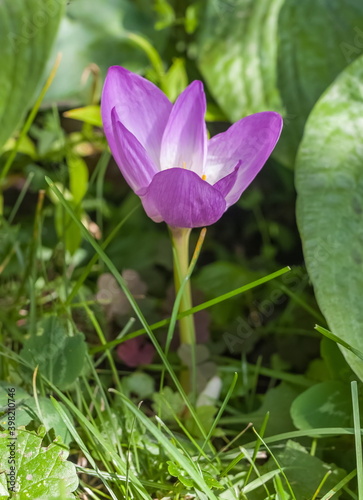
110;389;219;500
320;469;357;500
315;325;363;362
252;427;297;500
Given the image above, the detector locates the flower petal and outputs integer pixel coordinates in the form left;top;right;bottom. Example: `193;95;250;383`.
213;161;254;208
160;81;207;175
111;108;158;192
101;66;172;167
206;111;283;184
139;168;226;228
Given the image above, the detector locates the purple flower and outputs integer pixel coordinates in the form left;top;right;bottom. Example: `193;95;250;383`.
101;66;283;228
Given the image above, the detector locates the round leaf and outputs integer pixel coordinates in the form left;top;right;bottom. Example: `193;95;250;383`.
291;381;352;430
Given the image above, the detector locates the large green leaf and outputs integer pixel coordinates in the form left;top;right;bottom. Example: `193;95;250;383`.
296;54;363;380
197;0;363;166
0;0;65;149
197;0;284;120
0;427;78;499
276;0;363;165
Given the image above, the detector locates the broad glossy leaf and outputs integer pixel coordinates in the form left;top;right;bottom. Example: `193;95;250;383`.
197;0;284;121
277;0;363;165
296;54;363;380
0;0;65;148
197;0;363;166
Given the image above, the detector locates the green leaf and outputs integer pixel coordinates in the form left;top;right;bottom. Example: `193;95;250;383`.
0;386;72;444
154;0;175;30
0;0;65;148
245;383;301;437
321;338;355;382
162;58;188;102
53;152;89;255
185;405;218;439
167;461;195;488
258;441;345;500
197;0;363;166
45;0;169;103
203;472;224;490
197;0;284;121
296;53;363;381
25;398;73;445
51;176;86;256
291;381;353;431
276;0;363;165
0;384;32;415
166;461;223;490
152;387;185;421
20;316;87;390
63;105;102;127
2;135;37;159
124;372;155;399
0;473;9;499
68;152;88;204
54;202;83;256
185;4;200;34
54;208;80;256
0;427;78;499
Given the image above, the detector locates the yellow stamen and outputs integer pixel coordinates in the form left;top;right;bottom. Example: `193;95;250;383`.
182;161;187;169
202;174;207;181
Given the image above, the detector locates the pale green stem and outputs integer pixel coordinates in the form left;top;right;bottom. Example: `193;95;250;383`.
170;226;196;345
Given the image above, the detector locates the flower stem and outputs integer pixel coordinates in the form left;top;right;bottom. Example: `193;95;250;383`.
170;227;196;346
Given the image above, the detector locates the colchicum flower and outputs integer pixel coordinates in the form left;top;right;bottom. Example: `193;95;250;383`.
101;66;283;228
